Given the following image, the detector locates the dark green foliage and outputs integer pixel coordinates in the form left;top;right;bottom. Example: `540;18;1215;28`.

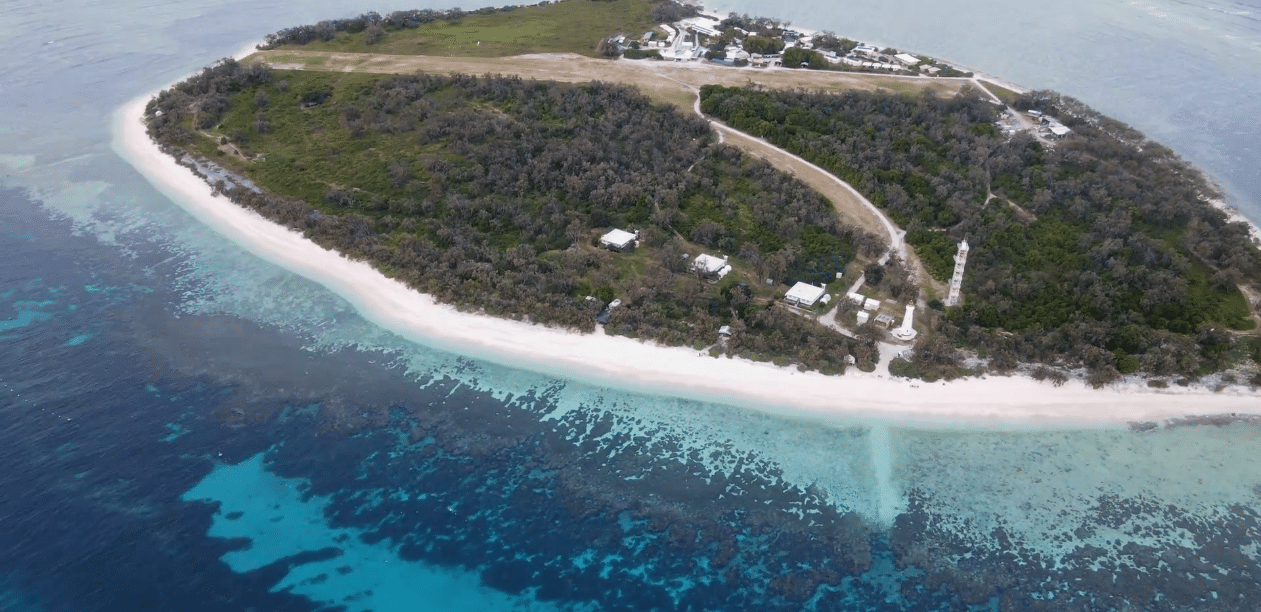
782;47;829;69
148;69;881;375
742;36;784;55
888;357;919;378
906;230;955;281
810;32;857;55
1113;349;1140;375
719;13;786;38
649;0;699;23
699;84;1261;377
863;263;884;286
622;49;662;60
787;227;854;285
257;8;535;48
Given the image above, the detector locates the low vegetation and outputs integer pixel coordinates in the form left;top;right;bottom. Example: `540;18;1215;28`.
144;60;889;373
701;84;1261;379
259;0;664;58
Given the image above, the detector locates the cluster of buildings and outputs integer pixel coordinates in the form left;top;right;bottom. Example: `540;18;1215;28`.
596;226;922;341
845;292;917;340
998;108;1073;141
1026;109;1072;138
624;13;946;76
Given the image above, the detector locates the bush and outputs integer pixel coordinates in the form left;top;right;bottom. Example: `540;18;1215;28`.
1086;365;1121;388
743;36;784;55
864;263;885;285
1032;365;1069;387
1113;349;1140;374
888;357;920;379
623;49;663;60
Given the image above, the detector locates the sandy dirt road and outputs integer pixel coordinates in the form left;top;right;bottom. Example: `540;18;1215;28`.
248;50;957;275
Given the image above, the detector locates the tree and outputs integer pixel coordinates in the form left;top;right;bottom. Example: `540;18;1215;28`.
864;263;885;286
743;36;784;55
596;37;620;58
782;47;828;69
364;23;384;45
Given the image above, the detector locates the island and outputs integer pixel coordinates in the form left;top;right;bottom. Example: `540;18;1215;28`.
121;0;1261;420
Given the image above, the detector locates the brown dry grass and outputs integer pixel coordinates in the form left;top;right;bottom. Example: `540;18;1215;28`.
249;51;965;110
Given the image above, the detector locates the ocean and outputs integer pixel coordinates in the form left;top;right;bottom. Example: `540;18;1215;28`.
2;0;1261;610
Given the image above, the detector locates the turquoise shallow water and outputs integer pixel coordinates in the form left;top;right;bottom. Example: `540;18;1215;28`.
2;0;1261;609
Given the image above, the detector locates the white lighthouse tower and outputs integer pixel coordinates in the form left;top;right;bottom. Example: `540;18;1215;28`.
892;304;918;341
945;240;969;307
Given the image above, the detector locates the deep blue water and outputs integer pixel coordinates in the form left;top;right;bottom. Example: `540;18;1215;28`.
4;0;1261;610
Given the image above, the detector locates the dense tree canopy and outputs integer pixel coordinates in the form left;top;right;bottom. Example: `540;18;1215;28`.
145;61;886;374
701;84;1261;378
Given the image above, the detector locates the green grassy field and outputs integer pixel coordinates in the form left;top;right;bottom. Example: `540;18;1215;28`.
978;80;1021;105
195;71;406;206
279;0;660;58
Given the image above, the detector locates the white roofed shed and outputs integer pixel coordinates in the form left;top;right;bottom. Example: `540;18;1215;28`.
693;253;732;279
784;282;826;307
599;228;638;251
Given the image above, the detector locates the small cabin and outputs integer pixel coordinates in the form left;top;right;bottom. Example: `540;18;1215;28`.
692;253;732;280
785;282;826;308
599;229;639;252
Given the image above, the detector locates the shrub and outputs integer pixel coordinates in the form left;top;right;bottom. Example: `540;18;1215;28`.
864;263;885;285
888;357;920;379
623;49;662;60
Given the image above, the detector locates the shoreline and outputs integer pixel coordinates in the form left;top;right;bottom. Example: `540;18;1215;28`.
113;62;1261;430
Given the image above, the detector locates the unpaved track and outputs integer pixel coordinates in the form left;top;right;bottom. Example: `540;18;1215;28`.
251;50;964;108
250;49;943;269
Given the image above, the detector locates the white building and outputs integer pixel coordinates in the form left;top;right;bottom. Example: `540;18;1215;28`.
894;53;921;66
863;298;881;311
679;16;722;37
847;292;866;305
784;282;826;307
599;228;638;251
946;240;969;307
856;311;870;325
693;253;732;280
892;304;918;341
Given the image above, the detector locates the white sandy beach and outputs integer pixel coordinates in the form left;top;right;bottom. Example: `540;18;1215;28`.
113;77;1261;427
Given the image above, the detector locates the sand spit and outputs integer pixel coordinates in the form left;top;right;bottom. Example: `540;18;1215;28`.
112;75;1261;429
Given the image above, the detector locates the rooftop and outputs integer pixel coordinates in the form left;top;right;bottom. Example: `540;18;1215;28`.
599;228;637;248
785;282;826;306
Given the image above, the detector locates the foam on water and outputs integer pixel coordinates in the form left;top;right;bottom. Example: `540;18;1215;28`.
183;453;575;612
